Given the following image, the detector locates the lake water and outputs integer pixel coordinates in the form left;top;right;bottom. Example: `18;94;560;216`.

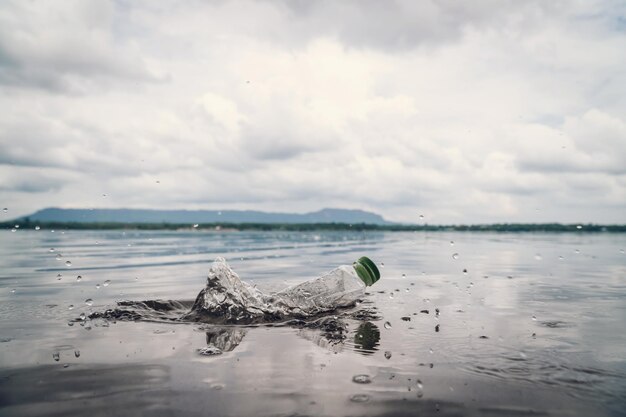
1;229;625;416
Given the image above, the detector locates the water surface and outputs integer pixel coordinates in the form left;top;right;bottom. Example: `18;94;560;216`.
1;229;625;416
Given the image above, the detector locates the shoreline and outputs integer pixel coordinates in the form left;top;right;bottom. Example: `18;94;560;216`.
2;221;626;233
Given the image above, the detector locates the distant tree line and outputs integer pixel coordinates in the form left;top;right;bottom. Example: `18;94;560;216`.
2;219;626;233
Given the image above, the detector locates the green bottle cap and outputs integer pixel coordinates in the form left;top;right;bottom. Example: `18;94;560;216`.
353;256;381;286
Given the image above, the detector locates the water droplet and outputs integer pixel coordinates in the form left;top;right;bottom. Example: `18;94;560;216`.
10;289;15;294
621;249;625;254
102;194;107;198
79;313;86;321
35;226;40;230
389;292;394;299
85;299;93;306
450;240;454;246
576;225;582;229
74;350;80;358
532;315;537;321
56;273;62;280
193;224;199;228
65;260;72;267
419;214;424;220
417;379;423;389
452;253;459;260
52;352;60;362
384;351;392;359
380;262;385;268
384;321;392;330
535;253;542;260
429;348;434;354
63;363;69;368
95;283;100;289
350;394;370;403
10;228;16;233
574;249;580;254
103;280;111;287
68;305;74;310
463;268;468;275
76;275;82;282
2;208;6;213
14;224;19;229
352;374;372;384
49;248;55;253
56;253;63;260
211;383;224;390
558;255;564;261
401;273;406;278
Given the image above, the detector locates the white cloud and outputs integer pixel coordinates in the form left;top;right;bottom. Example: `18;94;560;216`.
0;0;625;223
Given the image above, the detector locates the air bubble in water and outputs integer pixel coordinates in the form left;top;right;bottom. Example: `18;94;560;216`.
452;253;459;260
352;374;372;384
52;352;60;362
103;280;111;287
85;299;93;306
35;226;40;231
65;260;72;267
384;321;392;329
76;276;82;282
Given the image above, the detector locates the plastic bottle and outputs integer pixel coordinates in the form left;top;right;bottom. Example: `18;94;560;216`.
186;256;380;324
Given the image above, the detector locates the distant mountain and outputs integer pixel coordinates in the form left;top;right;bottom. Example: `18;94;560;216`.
23;208;392;225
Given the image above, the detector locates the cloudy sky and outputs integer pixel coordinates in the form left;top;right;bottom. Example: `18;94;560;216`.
1;0;625;224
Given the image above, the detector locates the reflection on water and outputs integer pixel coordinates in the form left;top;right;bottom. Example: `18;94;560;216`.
204;327;247;353
1;230;625;416
353;322;380;355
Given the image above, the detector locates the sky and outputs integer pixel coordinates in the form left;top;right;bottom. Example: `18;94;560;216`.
0;0;625;224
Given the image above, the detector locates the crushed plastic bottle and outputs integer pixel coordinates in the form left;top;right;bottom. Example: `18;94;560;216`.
186;256;380;324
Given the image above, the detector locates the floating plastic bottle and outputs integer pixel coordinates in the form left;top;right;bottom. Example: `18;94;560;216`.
186;256;380;323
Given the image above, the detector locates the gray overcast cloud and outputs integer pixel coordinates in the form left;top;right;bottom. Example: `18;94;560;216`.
1;0;625;223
